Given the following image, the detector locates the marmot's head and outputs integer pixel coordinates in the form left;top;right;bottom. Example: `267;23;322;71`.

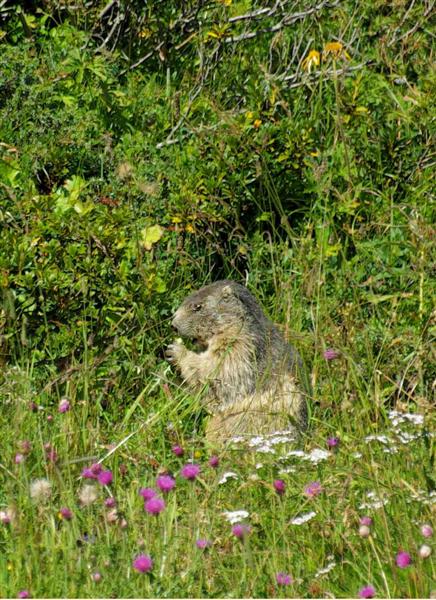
171;280;264;344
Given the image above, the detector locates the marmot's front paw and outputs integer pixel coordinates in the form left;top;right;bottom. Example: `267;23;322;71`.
165;339;186;364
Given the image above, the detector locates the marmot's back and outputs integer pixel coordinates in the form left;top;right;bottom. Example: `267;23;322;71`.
168;280;309;444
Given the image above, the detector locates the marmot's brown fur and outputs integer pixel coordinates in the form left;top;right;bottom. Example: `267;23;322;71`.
166;280;309;445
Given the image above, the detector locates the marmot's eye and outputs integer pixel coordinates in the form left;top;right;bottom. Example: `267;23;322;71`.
193;304;202;312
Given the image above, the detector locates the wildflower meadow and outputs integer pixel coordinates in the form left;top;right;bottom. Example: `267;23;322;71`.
0;1;434;598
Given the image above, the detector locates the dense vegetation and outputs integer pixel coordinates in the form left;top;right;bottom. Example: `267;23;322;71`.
0;1;434;597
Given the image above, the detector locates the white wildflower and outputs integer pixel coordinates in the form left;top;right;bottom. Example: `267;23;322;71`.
222;510;249;524
365;434;391;444
359;491;388;510
29;478;52;503
306;448;330;463
218;472;239;484
315;561;336;577
290;511;316;525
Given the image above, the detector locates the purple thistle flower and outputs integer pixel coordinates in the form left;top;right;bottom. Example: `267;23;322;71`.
15;453;25;464
304;481;323;497
273;479;286;495
59;507;73;520
58;398;70;413
17;591;30;599
327;436;339;448
181;463;200;480
276;572;293;586
29;402;38;412
232;523;251;538
209;455;219;468
133;554;153;573
360;516;373;526
46;415;53;422
139;487;157;500
97;470;113;486
82;468;97;479
396;551;412;568
82;463;102;479
421;524;433;538
144;497;165;515
324;348;340;360
104;497;116;508
172;445;184;457
359;585;376;598
196;538;212;549
156;475;176;493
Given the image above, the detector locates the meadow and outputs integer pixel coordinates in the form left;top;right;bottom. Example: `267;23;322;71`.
0;1;434;597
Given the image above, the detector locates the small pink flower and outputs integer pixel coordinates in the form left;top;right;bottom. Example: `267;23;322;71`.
324;348;340;360
58;398;70;413
59;507;73;520
232;524;251;538
19;440;32;454
273;479;286;495
139;487;157;500
396;551;412;568
304;481;322;497
181;463;200;480
360;516;373;526
327;437;339;448
144;497;165;515
156;475;176;493
15;453;25;464
209;455;219;468
133;554;153;573
104;497;116;508
97;470;113;486
276;572;292;586
359;585;376;598
196;538;212;549
17;591;30;599
0;510;12;524
46;415;53;422
421;524;433;538
172;445;184;457
91;572;102;582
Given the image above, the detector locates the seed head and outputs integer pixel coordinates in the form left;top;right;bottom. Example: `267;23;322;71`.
29;478;52;503
419;544;431;559
78;484;99;507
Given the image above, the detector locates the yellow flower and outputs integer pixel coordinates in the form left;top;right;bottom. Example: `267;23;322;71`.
323;41;351;60
253;119;262;129
302;50;321;73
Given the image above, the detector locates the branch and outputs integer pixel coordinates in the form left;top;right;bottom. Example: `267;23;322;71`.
281;61;371;87
223;0;341;43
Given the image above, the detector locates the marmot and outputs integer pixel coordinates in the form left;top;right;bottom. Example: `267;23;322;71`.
166;280;309;445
